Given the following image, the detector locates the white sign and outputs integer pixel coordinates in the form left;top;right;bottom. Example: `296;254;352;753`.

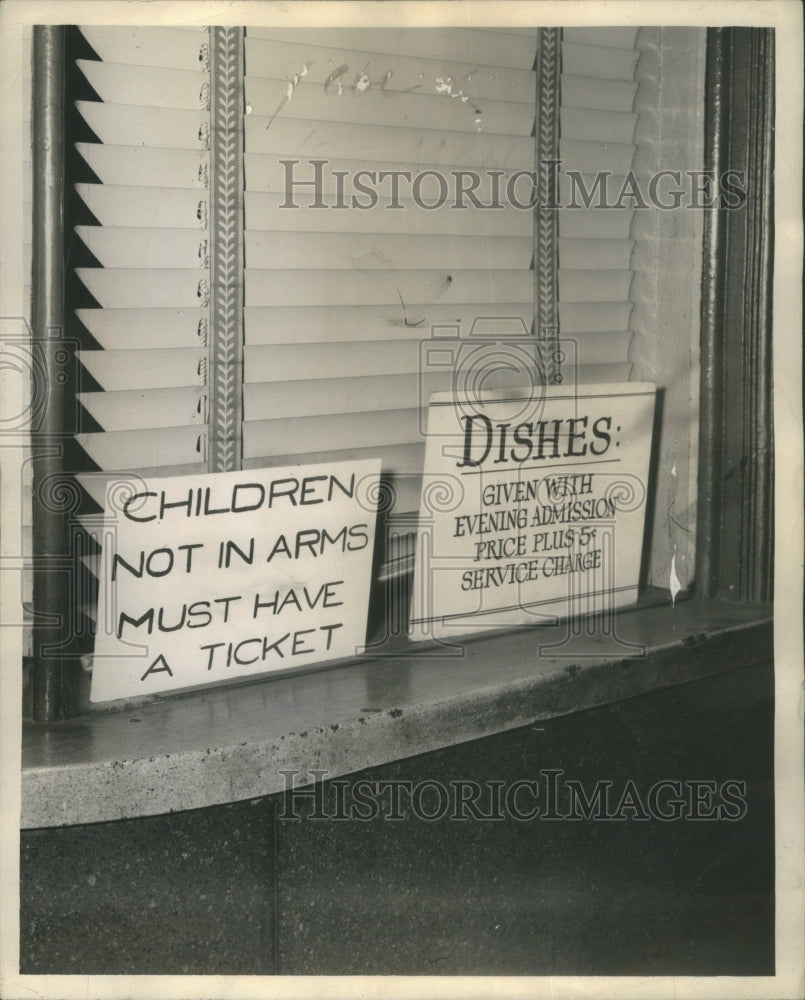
90;459;380;702
409;384;656;641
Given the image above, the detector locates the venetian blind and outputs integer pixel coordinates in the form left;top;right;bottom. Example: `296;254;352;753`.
558;27;639;384
241;27;540;516
63;26;640;563
71;26;212;510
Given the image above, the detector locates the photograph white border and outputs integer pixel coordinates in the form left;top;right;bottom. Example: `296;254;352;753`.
1;3;802;998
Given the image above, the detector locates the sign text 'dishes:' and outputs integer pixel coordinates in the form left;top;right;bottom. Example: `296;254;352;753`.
409;385;656;640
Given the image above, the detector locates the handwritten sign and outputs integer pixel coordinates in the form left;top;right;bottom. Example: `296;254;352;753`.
409;384;656;641
90;459;380;702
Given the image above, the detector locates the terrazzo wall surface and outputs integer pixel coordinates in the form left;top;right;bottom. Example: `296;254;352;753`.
21;660;774;976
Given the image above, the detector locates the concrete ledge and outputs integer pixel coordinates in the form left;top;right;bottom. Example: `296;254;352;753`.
21;598;772;828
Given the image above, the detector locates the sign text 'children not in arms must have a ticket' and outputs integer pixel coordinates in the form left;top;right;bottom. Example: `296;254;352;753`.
90;459;380;702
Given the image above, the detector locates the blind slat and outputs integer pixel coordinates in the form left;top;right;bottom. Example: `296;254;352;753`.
76;226;209;268
560;107;638;144
559;138;636;176
244;152;534;199
559;302;633;334
245;116;533;168
77;348;206;390
77;387;206;431
242;441;425;475
244;372;452;421
244;191;533;237
245;341;432;381
243;407;424;459
75;143;207;189
75;183;206;228
246;27;538;70
245;231;532;270
245;342;537;388
75;425;205;470
244;76;534;136
560;75;637;111
79;26;209;70
562;41;640;82
555;331;632;365
558;270;633;302
244;269;534;308
573;363;632;384
556;172;632;207
558;208;634;239
76;268;208;308
244;304;534;344
244;36;536;104
76;101;209;150
558;238;633;270
77;308;208;349
77;60;206;110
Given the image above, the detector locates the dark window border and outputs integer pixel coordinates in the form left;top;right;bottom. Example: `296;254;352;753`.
27;26;775;721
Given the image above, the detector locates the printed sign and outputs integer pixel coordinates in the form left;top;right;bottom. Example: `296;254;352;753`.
409;384;656;641
90;459;380;702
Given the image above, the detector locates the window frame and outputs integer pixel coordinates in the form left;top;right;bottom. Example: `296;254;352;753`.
25;24;774;721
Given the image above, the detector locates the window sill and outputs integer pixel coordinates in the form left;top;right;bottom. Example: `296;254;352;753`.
21;596;772;829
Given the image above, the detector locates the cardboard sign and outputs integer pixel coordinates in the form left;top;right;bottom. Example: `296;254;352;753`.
409;384;656;641
90;459;380;702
